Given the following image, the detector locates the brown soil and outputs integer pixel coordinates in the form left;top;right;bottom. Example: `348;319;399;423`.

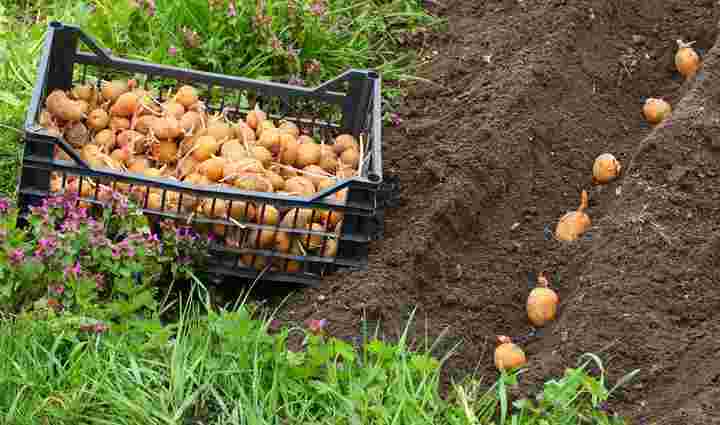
275;1;720;423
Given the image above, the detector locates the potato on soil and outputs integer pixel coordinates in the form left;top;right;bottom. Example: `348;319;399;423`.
87;108;110;131
46;90;85;122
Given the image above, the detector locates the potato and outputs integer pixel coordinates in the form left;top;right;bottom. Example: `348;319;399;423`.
220;140;249;161
265;169;284;191
256;120;276;139
334;134;358;154
280;208;314;229
87;108;110;131
235;121;256;143
246;109;267;130
110;92;139;117
319;145;338;173
296;143;321;168
101;80;130;103
303;165;330;189
278;120;300;138
177;156;199;177
256;204;280;225
233;173;273;192
258;128;281;154
198;157;227;182
164;101;186;120
111;116;131;131
64;121;90;148
175;85;199;108
46;90;84;122
151;140;178;163
117;130;147;154
207;122;234;142
134;115;157;135
72;84;96;102
301;223;326;250
94;129;116;152
252;146;273;167
340;148;360;169
152;116;183;140
110;147;131;164
285;176;316;197
191;135;219;162
127;155;152;174
180;111;204;133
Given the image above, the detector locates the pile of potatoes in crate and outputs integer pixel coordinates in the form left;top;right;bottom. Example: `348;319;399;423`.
39;79;363;271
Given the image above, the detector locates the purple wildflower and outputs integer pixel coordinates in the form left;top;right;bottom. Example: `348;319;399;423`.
168;45;178;56
306;318;327;335
111;247;121;259
94;323;109;334
268;319;282;333
35;238;56;258
228;0;237;17
9;249;25;264
95;274;105;290
51;285;65;295
389;112;403;127
0;198;10;213
64;261;81;279
309;0;326;17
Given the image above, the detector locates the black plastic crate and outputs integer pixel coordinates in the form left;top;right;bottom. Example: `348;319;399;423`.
17;21;392;286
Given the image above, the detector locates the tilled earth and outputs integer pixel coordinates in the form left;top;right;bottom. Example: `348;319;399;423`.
275;1;720;423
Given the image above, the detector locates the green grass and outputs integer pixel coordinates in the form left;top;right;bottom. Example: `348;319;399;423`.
0;283;636;425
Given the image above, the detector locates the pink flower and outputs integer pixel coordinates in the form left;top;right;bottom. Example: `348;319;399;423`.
306;318;327;335
64;261;81;279
309;0;326;16
228;0;237;17
51;285;65;295
168;45;178;56
9;249;24;264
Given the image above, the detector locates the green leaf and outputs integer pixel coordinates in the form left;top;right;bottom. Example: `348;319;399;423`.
0;91;21;106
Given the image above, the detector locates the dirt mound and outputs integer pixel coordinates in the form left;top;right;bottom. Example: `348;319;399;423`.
276;1;720;423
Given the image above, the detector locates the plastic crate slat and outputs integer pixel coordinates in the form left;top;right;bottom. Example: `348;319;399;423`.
74;52;345;106
21;157;377;215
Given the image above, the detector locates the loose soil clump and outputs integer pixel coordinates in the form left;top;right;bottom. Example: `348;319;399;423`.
275;1;720;423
